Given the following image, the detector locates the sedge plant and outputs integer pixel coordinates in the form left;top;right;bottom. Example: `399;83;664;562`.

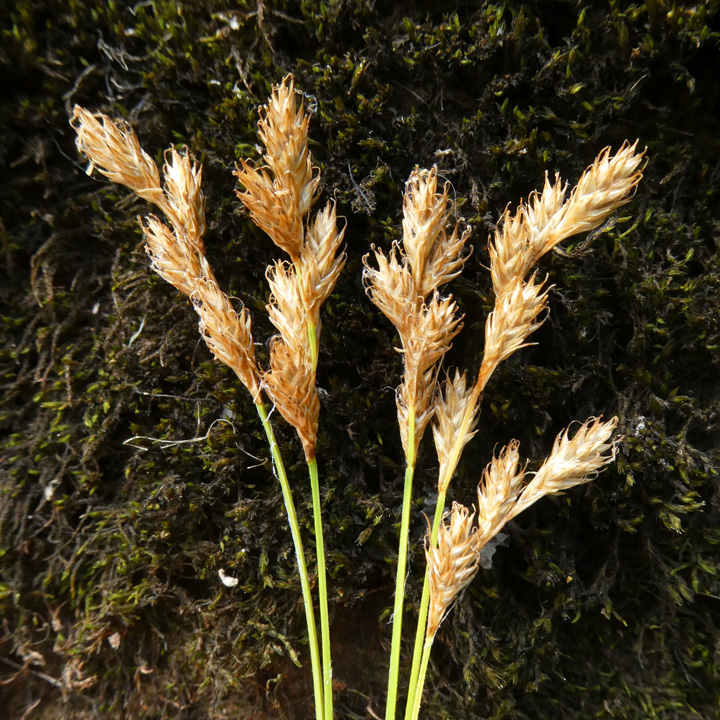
362;168;470;719
71;72;646;719
71;76;342;720
363;143;646;720
405;142;646;720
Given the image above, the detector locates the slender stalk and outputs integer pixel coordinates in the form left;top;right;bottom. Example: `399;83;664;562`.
406;383;485;716
407;636;435;720
403;488;446;720
307;320;319;373
385;411;417;720
305;306;331;716
255;401;324;720
308;457;333;720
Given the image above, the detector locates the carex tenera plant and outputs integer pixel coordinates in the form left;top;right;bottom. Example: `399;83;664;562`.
71;75;646;720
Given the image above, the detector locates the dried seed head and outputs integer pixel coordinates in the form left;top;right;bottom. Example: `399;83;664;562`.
402;167;470;298
234;76;320;259
265;261;309;352
523;172;568;247
364;166;468;462
233;76;345;448
511;416;619;518
489;173;567;298
72;106;206;247
162;148;206;250
70;105;165;209
263;260;321;459
488;143;645;299
234;159;306;259
488;207;532;299
552;141;646;244
258;75;318;219
426;502;481;638
405;294;464;372
433;370;478;494
71;106;260;399
297;202;347;330
141;214;202;297
263;338;319;461
476;440;526;545
362;245;417;338
397;367;436;462
478;273;549;391
518;172;567;260
142;210;260;397
428;144;642;540
425;420;618;636
394;294;463;461
195;280;261;400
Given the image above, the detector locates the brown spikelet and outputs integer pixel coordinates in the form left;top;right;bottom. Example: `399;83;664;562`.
234;158;306;259
161;148;206;250
362;245;417;337
396;367;437;460
297;202;347;331
194;278;261;400
70;105;165;209
234;76;320;259
477;273;549;392
265;261;309;351
471;419;617;555
70;106;261;399
410;294;463;368
401;168;470;298
263;260;319;459
141;215;201;297
258;76;318;219
550;141;646;246
402;167;446;283
488;207;532;299
522;171;568;259
476;441;526;545
511;416;619;519
396;293;463;459
433;370;478;494
425;503;480;638
264;338;320;460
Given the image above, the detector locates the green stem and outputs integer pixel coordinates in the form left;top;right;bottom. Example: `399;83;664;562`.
408;635;435;720
256;402;324;720
406;368;485;718
404;489;446;720
307;320;319;374
308;457;333;720
385;412;416;720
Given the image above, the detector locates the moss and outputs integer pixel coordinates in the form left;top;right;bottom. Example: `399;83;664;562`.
2;0;720;718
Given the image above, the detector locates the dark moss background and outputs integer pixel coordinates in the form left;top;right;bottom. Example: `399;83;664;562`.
2;1;719;718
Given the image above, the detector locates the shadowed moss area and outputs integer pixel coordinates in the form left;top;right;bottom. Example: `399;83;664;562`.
1;1;719;718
